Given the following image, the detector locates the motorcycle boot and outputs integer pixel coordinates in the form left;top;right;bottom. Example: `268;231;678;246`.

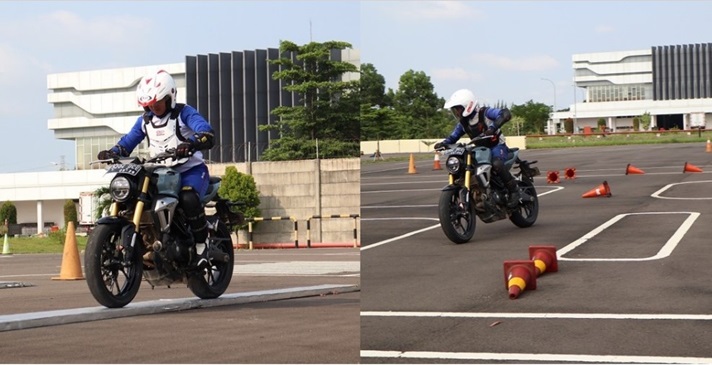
505;178;531;209
181;189;210;268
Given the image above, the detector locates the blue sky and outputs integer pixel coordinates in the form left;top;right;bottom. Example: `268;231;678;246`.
2;1;712;173
0;1;360;173
362;1;712;110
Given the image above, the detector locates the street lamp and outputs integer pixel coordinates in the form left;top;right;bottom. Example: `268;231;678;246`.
541;78;556;134
540;78;556;112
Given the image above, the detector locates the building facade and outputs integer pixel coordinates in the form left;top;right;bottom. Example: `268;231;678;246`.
1;46;359;232
551;43;712;134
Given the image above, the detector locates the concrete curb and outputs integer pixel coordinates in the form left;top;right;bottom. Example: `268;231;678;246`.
0;283;360;332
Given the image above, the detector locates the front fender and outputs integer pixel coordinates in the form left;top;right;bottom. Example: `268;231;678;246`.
441;183;464;192
95;216;131;226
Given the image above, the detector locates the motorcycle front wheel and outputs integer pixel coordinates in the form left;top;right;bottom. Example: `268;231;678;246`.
187;219;234;299
85;224;143;308
510;180;539;228
438;188;476;244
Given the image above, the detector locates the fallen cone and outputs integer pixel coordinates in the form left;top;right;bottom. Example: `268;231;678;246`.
582;181;612;198
529;245;558;276
683;162;703;173
503;260;537;300
625;164;645;175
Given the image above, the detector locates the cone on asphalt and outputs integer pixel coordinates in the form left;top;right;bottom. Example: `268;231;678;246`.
564;167;576;180
407;153;417;174
582;181;612;198
504;260;537;300
683;162;703;173
706;139;711;153
432;152;442;170
529;245;558;276
546;170;560;184
2;233;11;255
52;222;84;281
625;164;645;175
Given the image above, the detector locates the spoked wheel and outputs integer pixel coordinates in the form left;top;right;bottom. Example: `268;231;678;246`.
188;219;234;299
510;180;539;228
438;188;476;244
85;224;143;308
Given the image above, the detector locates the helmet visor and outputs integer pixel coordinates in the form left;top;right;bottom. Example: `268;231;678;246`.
450;106;464;120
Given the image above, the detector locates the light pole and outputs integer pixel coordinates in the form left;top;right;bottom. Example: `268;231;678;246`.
540;78;556;112
541;78;556;134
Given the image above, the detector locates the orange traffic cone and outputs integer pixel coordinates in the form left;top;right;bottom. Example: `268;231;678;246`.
504;260;537;300
706;139;711;153
625;164;645;175
582;181;612;198
529;245;558;277
407;153;417;174
52;221;84;281
683;162;703;173
432;152;442;170
546;170;560;184
563;167;576;180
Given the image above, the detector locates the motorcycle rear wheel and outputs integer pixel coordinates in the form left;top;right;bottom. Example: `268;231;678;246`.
187;219;234;299
85;224;143;308
509;180;538;228
438;188;476;244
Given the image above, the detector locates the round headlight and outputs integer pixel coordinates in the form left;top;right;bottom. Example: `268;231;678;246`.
110;176;132;202
445;156;462;174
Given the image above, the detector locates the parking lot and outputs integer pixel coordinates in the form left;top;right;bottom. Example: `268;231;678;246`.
360;143;712;363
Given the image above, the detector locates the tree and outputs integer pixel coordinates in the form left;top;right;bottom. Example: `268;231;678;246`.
0;201;17;225
510;100;551;134
564;118;574;134
391;70;449;139
261;40;360;160
63;199;78;229
217;166;261;232
360;63;399;141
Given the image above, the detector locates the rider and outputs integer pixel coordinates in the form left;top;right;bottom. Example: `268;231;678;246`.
97;69;215;267
434;88;528;209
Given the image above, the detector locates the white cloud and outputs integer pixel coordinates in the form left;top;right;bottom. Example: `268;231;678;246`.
471;53;559;72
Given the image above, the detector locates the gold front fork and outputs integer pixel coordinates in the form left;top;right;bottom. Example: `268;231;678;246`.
464;153;472;191
132;176;151;228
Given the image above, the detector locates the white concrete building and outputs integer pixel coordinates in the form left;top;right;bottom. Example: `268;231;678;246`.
0;47;359;234
551;43;712;134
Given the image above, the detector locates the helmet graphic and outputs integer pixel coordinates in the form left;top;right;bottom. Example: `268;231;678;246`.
444;89;479;118
136;70;177;109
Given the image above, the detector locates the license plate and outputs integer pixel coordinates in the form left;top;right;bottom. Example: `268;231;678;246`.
106;164;142;176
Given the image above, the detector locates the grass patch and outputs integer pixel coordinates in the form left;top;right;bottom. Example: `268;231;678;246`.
363;130;712;163
2;234;88;254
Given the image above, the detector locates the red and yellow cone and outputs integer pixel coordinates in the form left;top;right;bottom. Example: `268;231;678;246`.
529;245;558;276
503;260;537;300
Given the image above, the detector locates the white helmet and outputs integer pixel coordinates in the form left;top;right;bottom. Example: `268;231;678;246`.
136;70;177;109
444;89;479;118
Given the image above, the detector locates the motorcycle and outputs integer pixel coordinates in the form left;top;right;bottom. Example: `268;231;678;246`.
85;150;244;308
435;135;540;244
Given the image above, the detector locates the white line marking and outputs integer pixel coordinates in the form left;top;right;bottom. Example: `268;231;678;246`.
557;212;700;261
360;222;441;251
360;350;712;364
651;180;712;200
360;311;712;320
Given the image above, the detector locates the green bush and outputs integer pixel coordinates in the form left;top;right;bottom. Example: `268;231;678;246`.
217;166;261;231
0;201;17;225
63;200;78;229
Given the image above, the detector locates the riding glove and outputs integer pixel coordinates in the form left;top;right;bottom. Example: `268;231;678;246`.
176;142;194;158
